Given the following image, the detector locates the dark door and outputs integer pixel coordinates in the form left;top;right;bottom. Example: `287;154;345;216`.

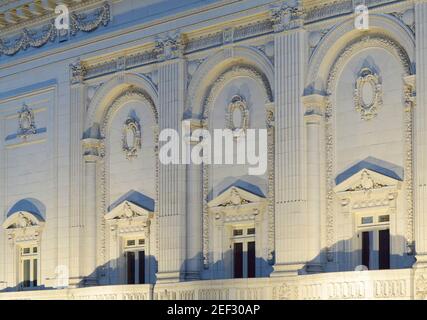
138;251;145;284
233;242;243;278
247;241;256;278
379;229;390;269
362;231;370;269
127;251;135;284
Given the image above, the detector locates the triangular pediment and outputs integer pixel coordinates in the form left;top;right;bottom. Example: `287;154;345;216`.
105;200;153;221
2;211;44;230
334;168;401;193
208;186;265;208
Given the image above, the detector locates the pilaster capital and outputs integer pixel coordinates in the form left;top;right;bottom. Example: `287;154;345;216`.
269;1;304;33
70;59;87;85
302;94;327;122
182;118;204;145
155;32;186;62
82;138;103;163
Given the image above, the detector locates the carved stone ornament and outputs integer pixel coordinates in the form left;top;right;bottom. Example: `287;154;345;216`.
347;170;387;192
0;2;111;58
122;117;142;160
17;103;37;139
354;67;383;120
155;32;184;61
226;95;249;137
269;2;304;32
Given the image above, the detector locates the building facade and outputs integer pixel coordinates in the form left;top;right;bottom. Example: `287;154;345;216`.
0;0;426;299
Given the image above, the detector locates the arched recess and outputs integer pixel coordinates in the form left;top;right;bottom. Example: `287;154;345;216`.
87;75;159;274
315;19;414;265
306;13;415;94
188;45;274;118
197;61;275;270
85;72;158;135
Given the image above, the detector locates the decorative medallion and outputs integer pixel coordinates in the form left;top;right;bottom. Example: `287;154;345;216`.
17;103;37;139
122;117;141;160
226;95;249;137
354;68;382;120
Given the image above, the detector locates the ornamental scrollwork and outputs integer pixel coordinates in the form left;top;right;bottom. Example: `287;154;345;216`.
226;95;249;138
0;2;110;58
70;2;111;36
354;67;383;121
122;117;142;160
17;103;37;139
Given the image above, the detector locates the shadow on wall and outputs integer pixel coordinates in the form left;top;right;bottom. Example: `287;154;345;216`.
0;235;416;292
108;190;155;212
305;234;415;274
0;255;158;292
6;198;46;219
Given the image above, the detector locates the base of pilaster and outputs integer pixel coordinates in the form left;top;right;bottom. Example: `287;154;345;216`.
156;271;182;283
270;263;305;277
413;255;427;269
305;263;323;274
184;271;201;281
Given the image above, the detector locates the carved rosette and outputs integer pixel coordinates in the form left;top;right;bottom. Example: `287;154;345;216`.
226;95;249;137
122;117;142;160
17;103;37;139
354;68;383;121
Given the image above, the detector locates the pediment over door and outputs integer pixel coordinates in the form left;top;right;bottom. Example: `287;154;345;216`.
333;168;402;211
2;211;44;230
2;211;45;243
208;186;267;219
334;168;401;194
105;200;153;223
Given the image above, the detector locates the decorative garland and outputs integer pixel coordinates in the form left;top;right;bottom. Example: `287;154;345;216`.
0;2;110;57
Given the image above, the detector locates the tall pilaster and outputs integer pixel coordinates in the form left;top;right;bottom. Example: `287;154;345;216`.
156;33;188;283
414;1;427;269
184;120;203;280
270;2;308;276
69;60;86;286
303;94;326;273
81;138;102;284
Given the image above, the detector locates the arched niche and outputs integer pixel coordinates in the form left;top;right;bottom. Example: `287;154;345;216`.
306;13;414;94
188;45;274;118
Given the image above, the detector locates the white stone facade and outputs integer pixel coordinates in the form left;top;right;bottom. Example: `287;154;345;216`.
0;0;427;299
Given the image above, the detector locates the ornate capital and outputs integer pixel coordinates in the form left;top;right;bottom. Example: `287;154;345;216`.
82;138;103;162
269;2;304;33
70;59;87;85
155;32;185;61
302;94;326;122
